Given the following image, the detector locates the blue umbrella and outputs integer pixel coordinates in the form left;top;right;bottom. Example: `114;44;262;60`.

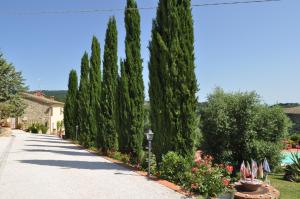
263;158;271;173
263;158;271;184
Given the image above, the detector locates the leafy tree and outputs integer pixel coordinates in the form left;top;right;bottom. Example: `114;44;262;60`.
89;36;101;146
0;53;27;118
64;70;78;139
120;0;145;163
78;52;90;147
99;17;118;152
201;88;291;167
0;103;13;120
148;0;198;163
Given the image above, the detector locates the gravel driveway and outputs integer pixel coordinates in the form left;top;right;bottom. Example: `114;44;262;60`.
0;130;184;199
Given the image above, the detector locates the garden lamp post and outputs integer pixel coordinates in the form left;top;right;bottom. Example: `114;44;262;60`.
75;125;79;141
146;129;154;177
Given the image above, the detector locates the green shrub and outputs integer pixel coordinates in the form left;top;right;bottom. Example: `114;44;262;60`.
248;140;283;168
28;123;39;134
110;151;131;164
120;153;130;164
159;152;191;184
141;151;157;175
110;151;122;160
290;134;300;144
28;123;48;134
284;152;300;182
39;124;48;134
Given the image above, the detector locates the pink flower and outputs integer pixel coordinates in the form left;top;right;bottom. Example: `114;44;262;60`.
191;183;199;189
226;165;233;173
191;167;198;173
222;178;229;186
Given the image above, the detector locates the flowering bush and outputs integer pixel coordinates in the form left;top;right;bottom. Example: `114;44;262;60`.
186;155;233;197
159;152;190;184
157;152;233;197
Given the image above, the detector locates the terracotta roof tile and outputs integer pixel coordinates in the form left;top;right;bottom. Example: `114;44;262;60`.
21;92;64;106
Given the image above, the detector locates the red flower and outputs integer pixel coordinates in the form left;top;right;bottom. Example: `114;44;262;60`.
222;178;229;186
191;167;198;173
191;183;199;189
226;165;233;173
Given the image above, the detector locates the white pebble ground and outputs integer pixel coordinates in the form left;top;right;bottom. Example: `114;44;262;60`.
0;130;185;199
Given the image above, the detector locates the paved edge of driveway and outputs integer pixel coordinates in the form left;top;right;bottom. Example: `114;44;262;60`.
63;138;192;197
0;134;15;182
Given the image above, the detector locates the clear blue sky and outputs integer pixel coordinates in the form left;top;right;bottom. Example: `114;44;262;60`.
1;0;299;104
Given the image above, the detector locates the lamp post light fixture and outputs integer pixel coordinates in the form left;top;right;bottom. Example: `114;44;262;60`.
146;129;154;177
75;125;79;141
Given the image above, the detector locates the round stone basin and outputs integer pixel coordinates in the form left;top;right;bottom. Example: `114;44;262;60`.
235;184;268;194
234;183;280;199
240;179;263;192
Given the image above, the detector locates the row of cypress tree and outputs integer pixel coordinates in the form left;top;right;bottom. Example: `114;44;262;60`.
64;0;198;164
64;0;145;163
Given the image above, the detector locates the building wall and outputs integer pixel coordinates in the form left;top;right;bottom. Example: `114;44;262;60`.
21;98;51;130
50;106;64;133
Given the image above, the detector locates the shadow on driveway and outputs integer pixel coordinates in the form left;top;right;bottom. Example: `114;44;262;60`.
23;149;95;157
25;144;81;150
25;139;66;144
19;159;130;171
29;136;61;141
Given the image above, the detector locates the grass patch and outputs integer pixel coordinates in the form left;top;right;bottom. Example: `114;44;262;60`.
269;174;300;199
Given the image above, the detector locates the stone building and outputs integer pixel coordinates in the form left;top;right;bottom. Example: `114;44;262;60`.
284;106;300;133
15;92;64;134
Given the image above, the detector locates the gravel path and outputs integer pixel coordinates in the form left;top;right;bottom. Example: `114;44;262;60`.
0;130;184;199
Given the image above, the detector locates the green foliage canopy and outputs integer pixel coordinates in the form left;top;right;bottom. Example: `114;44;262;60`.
201;88;291;167
64;70;78;139
148;0;198;162
118;0;145;163
0;53;27;119
89;36;101;146
78;52;91;147
99;17;119;151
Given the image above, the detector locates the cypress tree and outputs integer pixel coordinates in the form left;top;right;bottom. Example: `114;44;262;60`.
78;52;90;147
122;0;144;163
64;70;78;140
89;36;101;146
100;17;118;152
117;60;130;152
148;0;198;162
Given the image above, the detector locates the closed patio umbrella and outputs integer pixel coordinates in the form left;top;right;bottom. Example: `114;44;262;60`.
263;158;271;183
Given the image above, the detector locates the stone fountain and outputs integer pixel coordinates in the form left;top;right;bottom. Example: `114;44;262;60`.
233;179;280;199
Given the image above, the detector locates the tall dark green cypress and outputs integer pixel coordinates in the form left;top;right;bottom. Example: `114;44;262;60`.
148;0;198;162
100;17;118;152
64;70;78;140
117;60;130;152
121;0;144;163
89;36;101;146
78;52;90;147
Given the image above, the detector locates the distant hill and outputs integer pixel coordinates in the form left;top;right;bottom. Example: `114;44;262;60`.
274;103;300;108
30;90;67;102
